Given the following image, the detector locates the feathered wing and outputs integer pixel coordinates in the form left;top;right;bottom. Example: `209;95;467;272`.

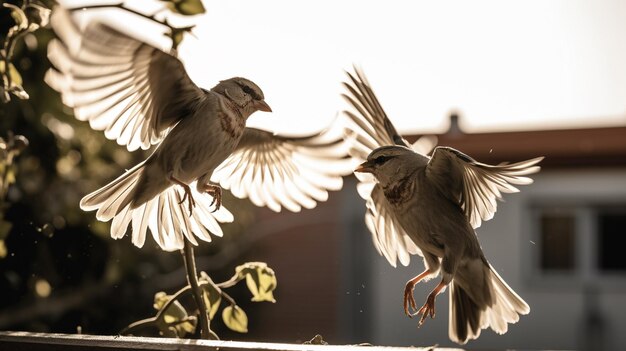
426;146;543;228
45;7;204;151
342;67;434;266
363;185;421;267
341;67;409;160
211;125;356;212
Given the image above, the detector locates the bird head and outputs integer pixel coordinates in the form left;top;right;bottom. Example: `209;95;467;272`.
212;77;272;118
355;145;420;187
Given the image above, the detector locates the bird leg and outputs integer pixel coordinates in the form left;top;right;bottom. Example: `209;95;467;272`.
416;279;448;327
201;184;222;212
168;173;195;215
404;269;433;317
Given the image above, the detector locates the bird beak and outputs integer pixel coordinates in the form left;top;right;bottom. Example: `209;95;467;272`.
254;100;272;113
355;160;374;173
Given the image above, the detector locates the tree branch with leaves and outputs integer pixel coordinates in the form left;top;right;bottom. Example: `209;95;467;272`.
1;0;50;102
119;261;277;338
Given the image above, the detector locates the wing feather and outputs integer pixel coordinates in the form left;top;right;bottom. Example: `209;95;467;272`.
46;7;204;151
427;146;543;228
365;185;423;267
211;125;355;212
342;67;430;265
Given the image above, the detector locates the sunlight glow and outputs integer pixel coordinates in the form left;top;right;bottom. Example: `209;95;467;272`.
65;0;626;134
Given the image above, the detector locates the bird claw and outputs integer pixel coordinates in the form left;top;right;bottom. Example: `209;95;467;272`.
170;174;196;216
402;270;433;318
177;185;196;216
415;295;437;327
403;282;418;317
204;185;222;212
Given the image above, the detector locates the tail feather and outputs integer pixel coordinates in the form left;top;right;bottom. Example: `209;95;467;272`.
111;204;133;239
131;200;153;248
80;162;145;219
488;265;530;327
82;168;234;250
449;263;529;345
450;283;482;343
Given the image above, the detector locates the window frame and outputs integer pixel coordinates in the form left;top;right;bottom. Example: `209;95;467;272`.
525;197;626;291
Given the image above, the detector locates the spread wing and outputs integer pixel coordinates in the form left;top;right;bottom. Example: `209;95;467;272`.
343;67;436;266
210;125;356;212
427;146;543;228
341;66;409;159
45;7;204;151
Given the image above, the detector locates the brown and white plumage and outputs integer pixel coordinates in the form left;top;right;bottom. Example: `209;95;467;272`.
426;146;542;229
342;67;540;344
45;9;201;152
46;7;353;250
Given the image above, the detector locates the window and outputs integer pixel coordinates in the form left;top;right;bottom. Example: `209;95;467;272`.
531;203;626;285
597;207;626;272
540;213;576;271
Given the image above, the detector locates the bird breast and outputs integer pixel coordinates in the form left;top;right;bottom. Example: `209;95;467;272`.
218;98;246;139
153;96;245;184
388;171;471;258
383;174;416;206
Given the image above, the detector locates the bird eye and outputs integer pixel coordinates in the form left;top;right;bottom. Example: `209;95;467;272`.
242;85;255;96
374;155;390;165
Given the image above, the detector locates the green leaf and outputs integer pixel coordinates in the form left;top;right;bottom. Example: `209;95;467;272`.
161;0;206;16
0;240;6;259
2;4;28;30
222;305;248;333
236;262;278;303
171;30;184;50
0;61;23;86
0;61;28;100
199;272;222;319
4;168;15;186
153;291;197;338
166;26;195;50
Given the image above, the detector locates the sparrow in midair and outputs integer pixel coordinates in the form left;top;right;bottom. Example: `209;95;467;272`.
46;7;354;250
342;67;542;344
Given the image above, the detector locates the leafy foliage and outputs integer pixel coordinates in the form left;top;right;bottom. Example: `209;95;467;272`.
1;1;51;102
121;262;277;338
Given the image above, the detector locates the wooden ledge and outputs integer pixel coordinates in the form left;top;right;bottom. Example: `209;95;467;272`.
0;331;461;351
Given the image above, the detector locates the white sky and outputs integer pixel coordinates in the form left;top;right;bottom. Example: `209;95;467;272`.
69;0;626;135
